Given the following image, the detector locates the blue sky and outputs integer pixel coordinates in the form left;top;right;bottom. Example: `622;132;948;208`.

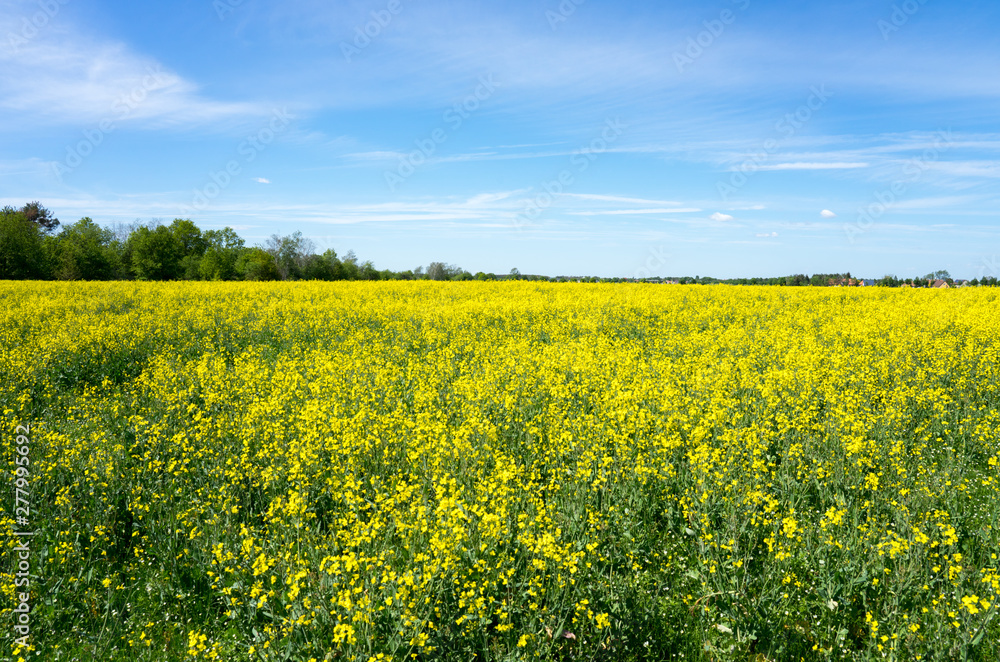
1;0;998;278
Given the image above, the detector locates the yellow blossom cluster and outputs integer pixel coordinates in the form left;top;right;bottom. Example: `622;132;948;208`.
1;281;998;660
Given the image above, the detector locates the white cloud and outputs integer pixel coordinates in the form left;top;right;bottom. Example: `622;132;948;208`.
924;161;1000;179
562;193;684;206
0;14;259;128
756;232;778;237
568;208;702;216
466;190;531;205
820;209;837;218
752;162;869;171
710;212;734;222
344;151;409;162
253;177;271;184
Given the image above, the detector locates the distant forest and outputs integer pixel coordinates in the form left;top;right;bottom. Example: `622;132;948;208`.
2;203;998;286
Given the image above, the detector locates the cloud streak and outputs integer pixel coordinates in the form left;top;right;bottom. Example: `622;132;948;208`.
751;162;870;172
0;10;260;129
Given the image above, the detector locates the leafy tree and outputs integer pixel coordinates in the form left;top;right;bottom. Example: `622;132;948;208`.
0;206;47;279
878;274;900;287
359;260;380;280
169;219;206;255
168;219;207;279
305;249;345;281
236;247;280;281
196;228;244;280
301;253;333;280
129;224;183;280
50;217;118;280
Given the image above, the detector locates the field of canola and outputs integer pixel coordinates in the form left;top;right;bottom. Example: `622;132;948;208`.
2;281;1000;661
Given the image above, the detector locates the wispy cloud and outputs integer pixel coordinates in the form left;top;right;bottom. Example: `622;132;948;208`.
466;190;531;205
561;193;684;206
567;208;702;216
0;11;259;129
924;161;1000;179
752;162;869;172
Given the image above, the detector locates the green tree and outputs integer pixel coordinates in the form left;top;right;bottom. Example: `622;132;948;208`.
302;249;344;280
358;260;380;280
0;206;47;279
170;219;207;279
50;217;118;280
129;224;183;280
236;247;280;281
199;228;245;280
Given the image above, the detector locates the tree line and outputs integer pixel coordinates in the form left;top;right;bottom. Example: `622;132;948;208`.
0;203;492;282
3;203;998;285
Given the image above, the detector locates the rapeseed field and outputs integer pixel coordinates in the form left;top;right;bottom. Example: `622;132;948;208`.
2;282;998;661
